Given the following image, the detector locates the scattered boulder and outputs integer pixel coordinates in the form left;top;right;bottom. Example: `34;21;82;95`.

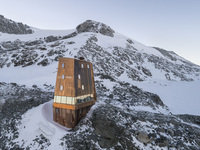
136;131;151;143
167;129;174;137
25;40;43;46
39;47;47;51
62;32;77;39
127;38;134;44
47;50;55;56
50;41;60;47
93;119;118;148
67;41;75;45
37;59;49;66
142;67;152;76
195;139;200;146
157;128;165;133
45;36;58;43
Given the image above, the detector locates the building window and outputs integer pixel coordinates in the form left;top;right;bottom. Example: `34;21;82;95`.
62;75;65;79
81;64;84;68
72;114;74;122
79;109;82;115
87;64;90;68
82;85;84;90
62;63;65;68
78;74;81;79
56;108;59;114
60;85;63;90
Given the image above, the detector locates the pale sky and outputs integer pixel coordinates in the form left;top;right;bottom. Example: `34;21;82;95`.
0;0;200;65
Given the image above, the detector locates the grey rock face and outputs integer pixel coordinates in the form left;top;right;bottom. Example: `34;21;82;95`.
76;20;115;37
0;15;33;34
93;119;118;148
155;136;169;147
154;47;177;61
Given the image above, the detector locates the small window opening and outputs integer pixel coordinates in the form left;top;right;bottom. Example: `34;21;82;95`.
72;114;74;122
62;63;65;68
81;64;84;68
62;75;65;79
78;74;81;79
87;64;90;68
79;109;82;115
82;85;84;90
60;85;63;90
56;109;59;114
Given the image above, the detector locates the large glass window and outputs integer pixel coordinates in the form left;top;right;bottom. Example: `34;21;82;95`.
81;64;84;68
62;75;65;79
78;74;81;79
60;85;63;90
87;64;90;69
67;97;72;104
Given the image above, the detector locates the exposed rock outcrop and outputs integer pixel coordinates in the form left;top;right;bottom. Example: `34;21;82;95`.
0;15;33;34
76;20;115;37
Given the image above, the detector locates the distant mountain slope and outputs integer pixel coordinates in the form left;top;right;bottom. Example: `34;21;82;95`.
0;15;33;34
0;20;200;83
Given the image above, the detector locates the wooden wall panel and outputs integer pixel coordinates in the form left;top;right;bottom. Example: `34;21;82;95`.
74;60;95;97
54;58;75;97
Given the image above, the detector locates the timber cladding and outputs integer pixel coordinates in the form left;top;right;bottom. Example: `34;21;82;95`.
53;57;96;128
54;58;75;97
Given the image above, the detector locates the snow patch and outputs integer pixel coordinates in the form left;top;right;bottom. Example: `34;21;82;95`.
15;100;70;149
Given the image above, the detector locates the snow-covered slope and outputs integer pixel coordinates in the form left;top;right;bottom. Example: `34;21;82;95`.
0;19;200;114
1;20;199;83
1;19;200;149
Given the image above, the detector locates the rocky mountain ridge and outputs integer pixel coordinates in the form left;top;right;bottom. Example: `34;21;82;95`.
0;15;33;34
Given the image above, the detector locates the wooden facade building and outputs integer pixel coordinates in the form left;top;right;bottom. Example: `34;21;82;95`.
53;57;96;128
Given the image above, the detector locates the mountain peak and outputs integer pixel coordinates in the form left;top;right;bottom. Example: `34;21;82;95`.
76;20;115;37
0;15;33;35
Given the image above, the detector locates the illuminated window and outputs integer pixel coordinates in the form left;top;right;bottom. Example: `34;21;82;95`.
62;63;65;68
81;64;84;68
62;75;65;79
60;85;63;90
78;74;81;79
82;85;84;90
87;64;90;68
